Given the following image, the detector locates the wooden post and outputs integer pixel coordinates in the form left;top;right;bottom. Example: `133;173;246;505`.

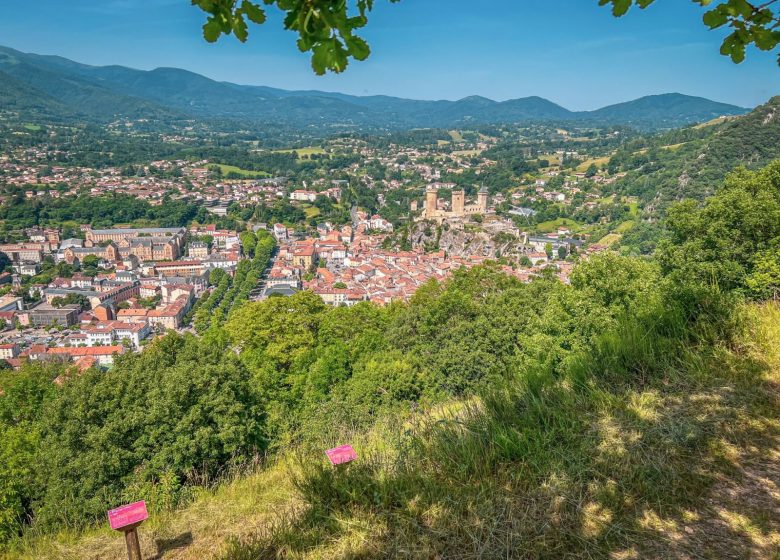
124;526;143;560
108;501;148;560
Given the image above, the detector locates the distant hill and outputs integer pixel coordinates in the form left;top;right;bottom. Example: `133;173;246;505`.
586;93;750;128
0;45;751;129
0;47;182;122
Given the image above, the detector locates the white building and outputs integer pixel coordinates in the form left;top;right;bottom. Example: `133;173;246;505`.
289;189;317;202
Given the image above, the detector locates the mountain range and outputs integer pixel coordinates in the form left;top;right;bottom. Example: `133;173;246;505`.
0;45;751;130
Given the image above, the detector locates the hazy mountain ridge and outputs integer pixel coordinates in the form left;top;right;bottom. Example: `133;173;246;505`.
0;45;750;129
0;48;184;122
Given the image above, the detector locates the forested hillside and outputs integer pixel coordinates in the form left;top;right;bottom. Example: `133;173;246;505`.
3;163;780;558
610;96;780;211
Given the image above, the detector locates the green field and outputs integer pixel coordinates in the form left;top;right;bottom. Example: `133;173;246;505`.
448;130;465;142
597;232;622;246
303;205;321;218
536;153;561;165
215;164;270;178
534;217;581;234
596;220;635;246
23;123;41;131
272;146;327;159
622;196;640;217
576;156;611;172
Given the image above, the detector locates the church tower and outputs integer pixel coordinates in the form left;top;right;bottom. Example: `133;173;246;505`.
477;185;488;213
452;189;465;215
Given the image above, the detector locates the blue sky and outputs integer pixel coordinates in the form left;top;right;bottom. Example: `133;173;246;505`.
0;0;778;109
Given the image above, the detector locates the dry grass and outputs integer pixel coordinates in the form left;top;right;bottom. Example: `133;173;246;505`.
271;147;326;159
576;156;611;172
5;461;299;560
694;115;741;129
448;130;464;143
303;205;321;218
219;303;780;559
597;233;622;246
214;164;270;178
536;153;561;165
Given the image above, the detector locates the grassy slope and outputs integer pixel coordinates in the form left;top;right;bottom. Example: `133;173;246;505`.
533;217;581;234
448;130;465;143
215;164;270;178
8;304;780;560
576;156;611;172
271;147;326;159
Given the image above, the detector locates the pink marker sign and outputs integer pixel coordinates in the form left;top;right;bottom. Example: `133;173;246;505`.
325;444;357;465
107;500;148;531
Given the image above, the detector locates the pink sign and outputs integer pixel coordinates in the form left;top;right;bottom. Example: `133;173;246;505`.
107;500;148;531
325;444;357;465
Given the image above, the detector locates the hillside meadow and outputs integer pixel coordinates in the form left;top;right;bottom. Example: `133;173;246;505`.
8;300;780;559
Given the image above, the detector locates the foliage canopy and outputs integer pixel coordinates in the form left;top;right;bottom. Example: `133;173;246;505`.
193;0;780;74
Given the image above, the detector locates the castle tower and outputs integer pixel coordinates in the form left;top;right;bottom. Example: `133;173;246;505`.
452;189;465;216
425;185;438;217
477;186;488;213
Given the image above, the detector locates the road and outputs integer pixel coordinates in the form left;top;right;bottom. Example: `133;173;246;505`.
248;245;279;301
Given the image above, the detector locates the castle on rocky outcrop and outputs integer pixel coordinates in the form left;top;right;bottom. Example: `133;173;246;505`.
416;184;489;222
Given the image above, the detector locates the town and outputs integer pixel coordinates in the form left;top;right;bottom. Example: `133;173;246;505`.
0;120;635;370
0;199;597;370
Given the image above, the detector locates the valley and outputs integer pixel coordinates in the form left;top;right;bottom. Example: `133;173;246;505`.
0;25;779;560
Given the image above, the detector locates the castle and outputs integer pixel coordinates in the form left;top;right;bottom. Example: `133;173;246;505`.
417;184;489;222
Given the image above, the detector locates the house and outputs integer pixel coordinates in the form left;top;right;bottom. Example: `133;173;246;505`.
292;245;315;269
45;345;125;366
147;294;191;330
20;345;49;361
273;223;289;240
84;321;150;349
364;215;394;232
15;262;40;276
112;322;150;349
0;244;47;263
203;252;240;271
117;308;150;323
262;283;299;298
0;343;19;360
154;260;205;277
188;241;210;258
289;189;317;202
22;303;80;327
0;296;23;312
